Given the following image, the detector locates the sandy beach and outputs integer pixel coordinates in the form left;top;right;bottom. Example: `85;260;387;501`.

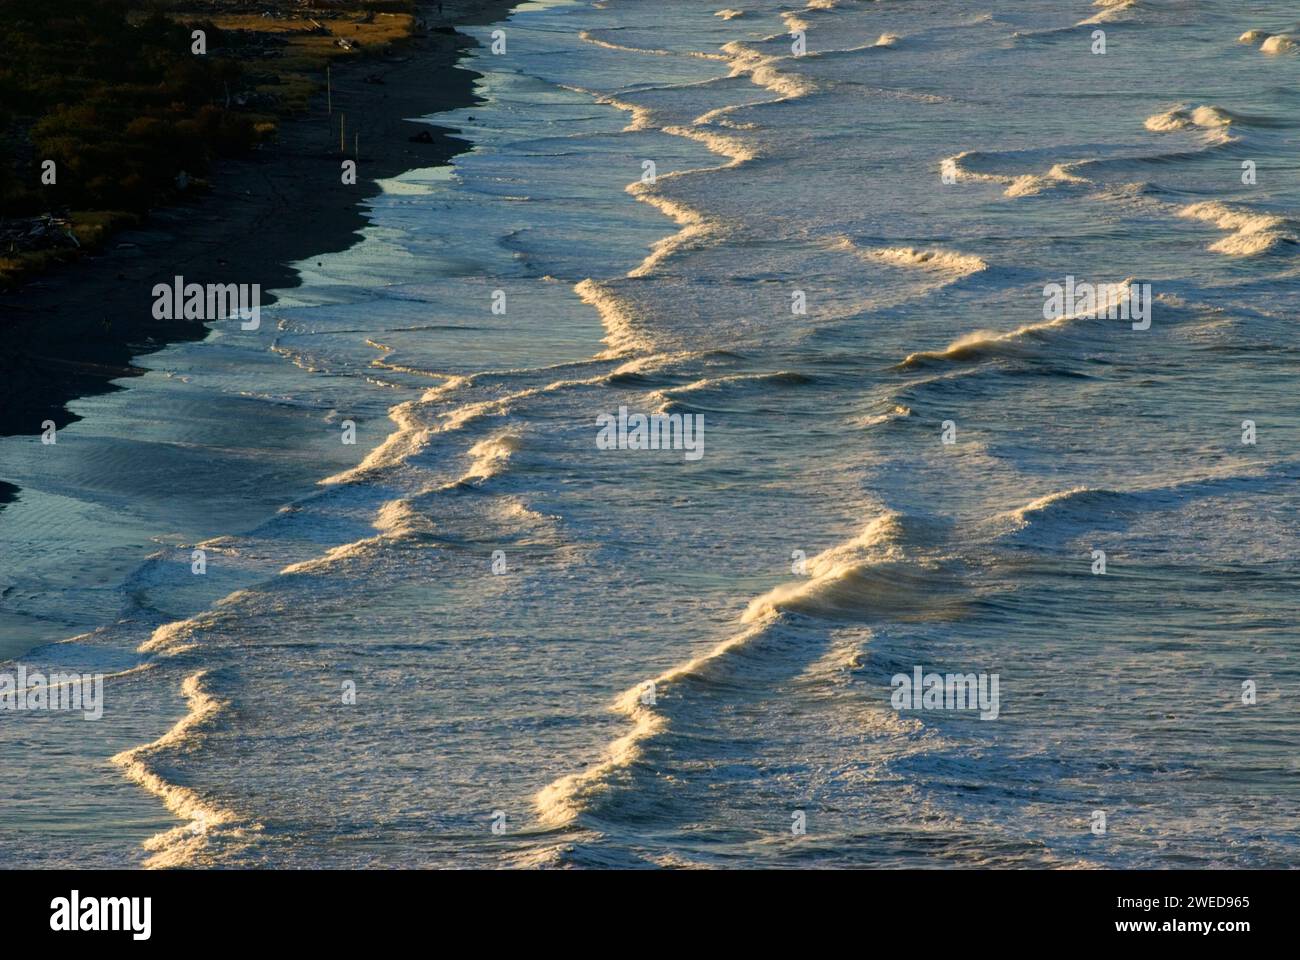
0;0;1295;896
0;0;517;444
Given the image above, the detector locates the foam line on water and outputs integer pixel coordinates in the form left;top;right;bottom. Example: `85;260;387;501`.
110;671;258;868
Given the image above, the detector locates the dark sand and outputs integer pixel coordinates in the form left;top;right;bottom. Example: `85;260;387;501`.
0;0;519;445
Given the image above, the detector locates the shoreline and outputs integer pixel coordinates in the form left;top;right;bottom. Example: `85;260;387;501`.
0;0;520;450
0;0;535;867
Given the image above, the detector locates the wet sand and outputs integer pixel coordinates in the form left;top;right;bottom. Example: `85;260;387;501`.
0;0;519;447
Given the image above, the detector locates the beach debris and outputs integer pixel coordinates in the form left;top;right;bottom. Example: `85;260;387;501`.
0;215;79;252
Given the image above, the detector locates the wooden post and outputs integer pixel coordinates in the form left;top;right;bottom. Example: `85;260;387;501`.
327;63;332;115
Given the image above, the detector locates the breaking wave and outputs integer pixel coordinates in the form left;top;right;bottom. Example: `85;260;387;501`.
898;278;1139;368
1178;201;1294;256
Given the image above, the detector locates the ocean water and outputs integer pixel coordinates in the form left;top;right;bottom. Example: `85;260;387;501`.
1;0;1298;868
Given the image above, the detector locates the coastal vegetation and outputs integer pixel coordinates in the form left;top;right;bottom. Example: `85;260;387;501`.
0;0;414;287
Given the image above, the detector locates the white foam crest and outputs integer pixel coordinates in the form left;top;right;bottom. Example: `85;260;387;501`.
747;61;818;99
1079;0;1139;26
579;29;730;62
324;359;629;489
137;610;226;657
940;151;1001;186
650;370;812;412
1000;486;1102;526
593;92;656;132
110;671;256;868
814;33;905;57
938;151;1019;192
693;98;767;127
461;432;524;484
1186;105;1233;129
720;40;819;99
268;341;326;374
854;404;912;428
533;677;673;827
742;512;909;622
537;613;816;827
282;437;524;577
899;278;1137;367
943;152;1101;197
623;187;718;279
364;336;434;380
436;355;679;434
661;122;757;165
0;659;155;697
280;535;390;574
823;238;989;310
992;460;1282;534
534;509;914;827
781;12;809;33
578;30;673;57
574;277;653;356
1144;104;1237;145
439;384;554;431
1004;162;1091;197
590;99;752;291
715;8;744;19
319;400;431;486
493;496;554;527
569;83;690;131
612;350;707;376
318;360;611;489
1178;201;1292;256
861;244;990;278
318;374;468;487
